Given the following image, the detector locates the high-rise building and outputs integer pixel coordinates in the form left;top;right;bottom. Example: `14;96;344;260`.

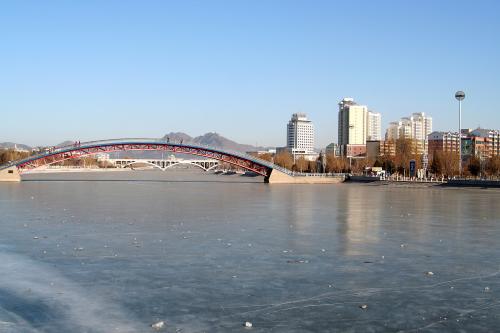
286;113;315;160
386;121;400;141
385;112;433;154
367;111;382;141
338;98;381;156
385;113;432;141
411;112;433;141
338;98;367;147
399;117;413;139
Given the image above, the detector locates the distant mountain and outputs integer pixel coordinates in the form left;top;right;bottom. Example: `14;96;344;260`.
1;133;266;159
162;132;263;152
1;140;80;151
0;142;31;151
162;132;193;143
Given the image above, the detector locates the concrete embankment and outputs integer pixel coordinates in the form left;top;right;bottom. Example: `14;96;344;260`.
348;176;500;188
347;175;446;187
266;169;345;184
444;179;500;188
0;166;21;182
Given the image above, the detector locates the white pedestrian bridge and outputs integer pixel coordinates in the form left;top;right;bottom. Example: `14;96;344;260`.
109;158;219;171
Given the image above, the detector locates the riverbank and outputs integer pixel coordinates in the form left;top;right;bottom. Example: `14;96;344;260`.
445;179;500;188
349;178;500;189
347;175;445;187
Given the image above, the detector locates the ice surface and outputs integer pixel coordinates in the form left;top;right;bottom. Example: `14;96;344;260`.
0;170;500;332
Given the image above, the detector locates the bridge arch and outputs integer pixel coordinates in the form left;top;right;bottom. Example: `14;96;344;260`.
2;139;291;180
119;160;217;172
119;161;166;171
163;161;217;171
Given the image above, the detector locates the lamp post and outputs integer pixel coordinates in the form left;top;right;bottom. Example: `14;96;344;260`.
455;91;465;177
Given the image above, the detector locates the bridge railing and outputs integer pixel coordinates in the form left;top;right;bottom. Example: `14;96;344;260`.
0;138;186;170
290;172;346;177
193;144;293;175
0;138;168;170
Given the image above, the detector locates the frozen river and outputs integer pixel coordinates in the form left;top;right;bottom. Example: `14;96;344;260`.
1;170;500;332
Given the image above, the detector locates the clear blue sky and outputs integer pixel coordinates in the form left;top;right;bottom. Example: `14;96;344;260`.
1;0;499;147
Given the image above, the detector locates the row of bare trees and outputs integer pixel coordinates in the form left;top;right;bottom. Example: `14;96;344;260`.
260;136;500;178
430;152;500;178
0;149;31;165
272;153;318;173
272;152;367;174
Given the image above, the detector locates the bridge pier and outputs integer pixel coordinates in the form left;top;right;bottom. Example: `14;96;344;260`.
265;169;296;184
0;166;21;182
265;169;346;184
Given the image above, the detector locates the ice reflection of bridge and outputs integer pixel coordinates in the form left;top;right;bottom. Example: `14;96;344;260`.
110;158;219;171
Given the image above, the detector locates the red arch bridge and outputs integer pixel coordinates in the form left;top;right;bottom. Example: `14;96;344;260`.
0;138;295;182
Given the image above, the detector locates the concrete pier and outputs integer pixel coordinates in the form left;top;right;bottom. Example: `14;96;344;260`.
0;166;21;182
265;169;345;184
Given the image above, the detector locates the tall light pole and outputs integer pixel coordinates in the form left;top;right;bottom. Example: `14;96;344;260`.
455;91;465;176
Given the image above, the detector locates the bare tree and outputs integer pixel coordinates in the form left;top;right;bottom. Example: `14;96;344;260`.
273;152;294;170
395;138;415;174
0;149;31;164
467;156;481;177
430;151;443;176
307;160;317;173
486;156;500;178
351;158;370;175
326;154;349;173
294;156;308;172
441;151;460;177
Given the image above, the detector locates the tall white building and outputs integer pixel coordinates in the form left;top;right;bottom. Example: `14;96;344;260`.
286;113;315;160
410;112;433;141
338;98;368;146
338;98;381;156
367;110;382;141
399;117;413;139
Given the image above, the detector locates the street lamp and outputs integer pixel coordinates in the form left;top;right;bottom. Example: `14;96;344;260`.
455;91;465;177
